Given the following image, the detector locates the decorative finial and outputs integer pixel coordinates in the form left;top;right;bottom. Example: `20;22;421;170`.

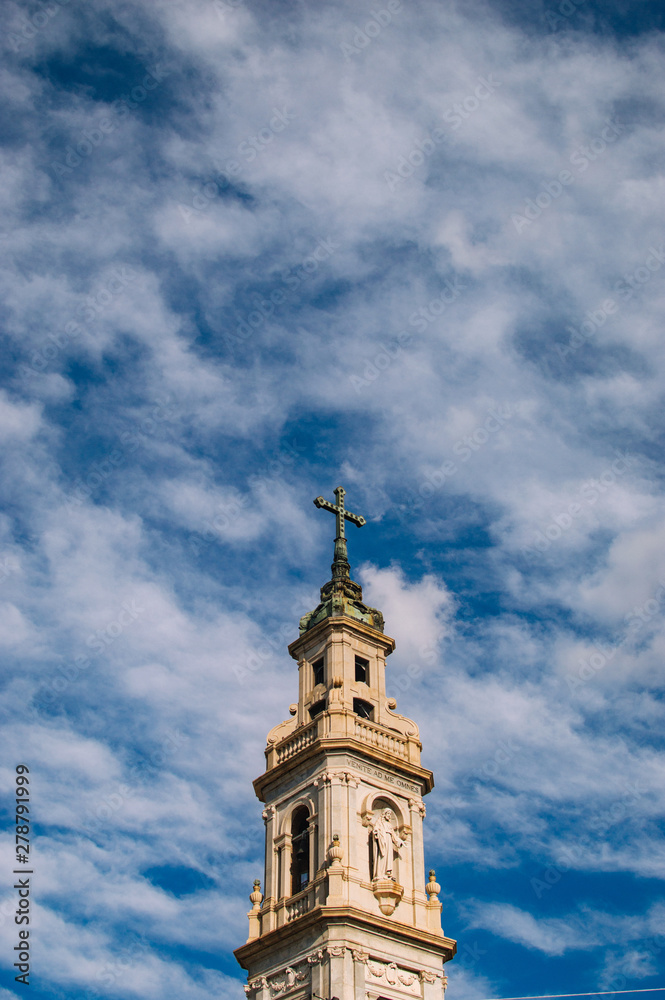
328;833;343;866
249;879;263;910
426;869;441;901
313;486;366;581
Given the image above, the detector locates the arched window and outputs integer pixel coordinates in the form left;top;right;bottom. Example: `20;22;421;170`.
353;697;374;721
355;655;369;683
312;657;324;686
291;806;310;895
310;699;326;719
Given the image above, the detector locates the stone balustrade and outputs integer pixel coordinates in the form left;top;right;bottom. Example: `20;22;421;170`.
353;716;409;758
268;710;420;769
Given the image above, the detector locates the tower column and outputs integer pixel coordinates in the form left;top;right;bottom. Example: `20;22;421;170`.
274;832;292;904
351;949;368;1000
345;771;360;876
327;946;352;1000
409;796;428;924
308;951;325;1000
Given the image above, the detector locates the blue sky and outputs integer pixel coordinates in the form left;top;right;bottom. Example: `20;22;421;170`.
1;0;664;998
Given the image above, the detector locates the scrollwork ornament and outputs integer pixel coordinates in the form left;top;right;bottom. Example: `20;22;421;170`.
366;960;418;989
385;963;399;985
397;968;419;987
269;965;308;997
249;977;269;992
367;960;384;979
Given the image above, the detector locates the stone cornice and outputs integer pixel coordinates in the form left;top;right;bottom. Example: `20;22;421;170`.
253;739;434;801
234;904;456;969
288;614;396;660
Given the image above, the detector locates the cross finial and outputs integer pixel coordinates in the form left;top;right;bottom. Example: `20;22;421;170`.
314;487;366;580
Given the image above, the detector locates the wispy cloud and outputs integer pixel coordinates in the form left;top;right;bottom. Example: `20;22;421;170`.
1;1;664;998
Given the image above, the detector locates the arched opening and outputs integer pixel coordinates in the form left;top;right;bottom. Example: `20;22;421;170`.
290;806;310;895
312;657;324;686
353;697;374;720
309;698;326;719
355;655;369;683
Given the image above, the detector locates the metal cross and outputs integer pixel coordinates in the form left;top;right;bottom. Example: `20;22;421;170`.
313;486;366;539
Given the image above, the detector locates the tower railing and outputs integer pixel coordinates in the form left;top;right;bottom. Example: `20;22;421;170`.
352;716;409;758
275;720;318;763
269;710;419;769
285;884;312;922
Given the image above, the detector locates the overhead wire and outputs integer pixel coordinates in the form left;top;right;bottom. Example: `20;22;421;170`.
478;989;665;1000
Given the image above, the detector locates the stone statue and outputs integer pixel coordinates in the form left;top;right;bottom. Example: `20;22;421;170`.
371;808;404;879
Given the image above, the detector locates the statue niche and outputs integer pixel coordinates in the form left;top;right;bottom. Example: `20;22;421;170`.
369;807;404;880
367;804;405;916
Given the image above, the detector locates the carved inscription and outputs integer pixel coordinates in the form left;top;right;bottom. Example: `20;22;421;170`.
354;761;419;793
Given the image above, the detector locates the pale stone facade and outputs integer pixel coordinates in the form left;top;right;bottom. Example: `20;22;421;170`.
235;489;456;1000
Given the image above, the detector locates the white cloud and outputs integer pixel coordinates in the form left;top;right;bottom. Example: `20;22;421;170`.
2;1;665;997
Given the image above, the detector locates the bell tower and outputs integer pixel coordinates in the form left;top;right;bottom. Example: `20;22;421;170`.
234;487;456;1000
